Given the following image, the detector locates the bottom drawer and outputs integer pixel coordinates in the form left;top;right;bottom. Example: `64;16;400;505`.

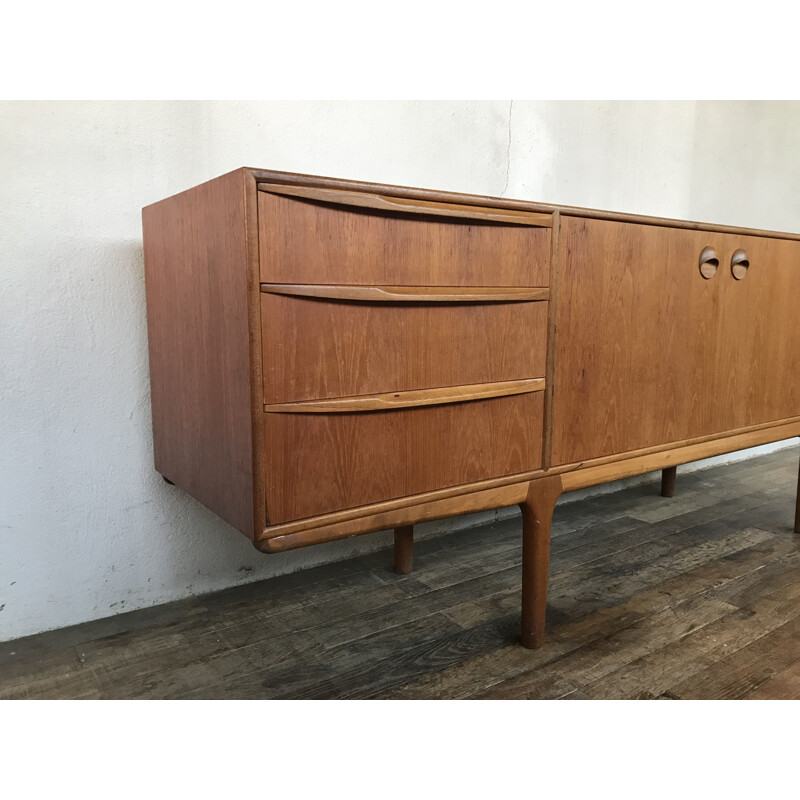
264;391;544;524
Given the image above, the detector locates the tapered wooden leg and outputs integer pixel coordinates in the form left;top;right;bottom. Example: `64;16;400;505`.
661;466;677;498
794;453;800;534
394;525;414;574
520;476;563;649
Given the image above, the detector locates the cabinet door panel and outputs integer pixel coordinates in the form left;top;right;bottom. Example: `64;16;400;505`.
551;218;800;466
714;233;800;430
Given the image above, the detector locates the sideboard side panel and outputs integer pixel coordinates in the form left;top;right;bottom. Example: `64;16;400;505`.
142;169;256;537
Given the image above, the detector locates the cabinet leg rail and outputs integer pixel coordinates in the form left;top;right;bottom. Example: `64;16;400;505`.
520;475;563;649
661;466;677;498
394;525;414;574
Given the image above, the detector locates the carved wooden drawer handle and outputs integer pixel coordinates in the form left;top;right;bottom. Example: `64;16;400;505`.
261;284;549;303
264;378;545;413
731;249;750;280
699;246;720;279
259;183;553;227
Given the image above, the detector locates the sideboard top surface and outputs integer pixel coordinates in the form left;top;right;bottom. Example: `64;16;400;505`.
236;167;800;243
142;166;800;241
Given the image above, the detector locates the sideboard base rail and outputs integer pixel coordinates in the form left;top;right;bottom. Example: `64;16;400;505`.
257;480;531;553
559;422;800;493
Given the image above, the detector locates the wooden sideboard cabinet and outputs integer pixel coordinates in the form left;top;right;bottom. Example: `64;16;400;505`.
142;167;800;649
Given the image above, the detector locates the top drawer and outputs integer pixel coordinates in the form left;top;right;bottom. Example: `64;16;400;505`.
257;184;552;286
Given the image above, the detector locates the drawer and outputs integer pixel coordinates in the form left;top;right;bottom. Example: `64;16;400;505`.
258;184;552;286
261;289;549;404
264;391;544;524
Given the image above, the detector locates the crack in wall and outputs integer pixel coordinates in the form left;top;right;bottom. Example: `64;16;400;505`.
501;99;513;195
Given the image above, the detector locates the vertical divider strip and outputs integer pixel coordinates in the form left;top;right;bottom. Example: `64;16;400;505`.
542;210;561;470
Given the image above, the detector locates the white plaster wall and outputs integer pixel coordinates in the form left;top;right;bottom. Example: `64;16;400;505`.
1;101;799;641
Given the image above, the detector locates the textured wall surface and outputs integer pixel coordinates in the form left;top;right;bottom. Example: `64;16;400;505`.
2;101;799;641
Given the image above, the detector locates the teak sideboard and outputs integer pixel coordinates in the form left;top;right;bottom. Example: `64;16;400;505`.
142;168;800;649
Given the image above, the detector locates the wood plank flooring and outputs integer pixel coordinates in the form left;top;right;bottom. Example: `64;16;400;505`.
1;447;798;699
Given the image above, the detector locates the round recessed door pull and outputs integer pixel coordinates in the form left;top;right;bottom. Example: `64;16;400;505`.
731;249;750;280
699;246;720;279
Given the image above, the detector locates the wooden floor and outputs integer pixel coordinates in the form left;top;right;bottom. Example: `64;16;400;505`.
2;447;799;700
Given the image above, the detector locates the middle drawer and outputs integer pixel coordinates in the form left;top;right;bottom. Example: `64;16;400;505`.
261;290;548;404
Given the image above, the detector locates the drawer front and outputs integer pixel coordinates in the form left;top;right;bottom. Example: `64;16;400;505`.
258;187;551;286
264;391;544;524
261;291;548;403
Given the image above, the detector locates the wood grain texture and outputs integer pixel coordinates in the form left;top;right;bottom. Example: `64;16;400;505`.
713;231;800;431
263;392;544;524
258;189;551;286
261;292;547;403
142;168;257;537
264;379;544;413
260;284;550;303
552;217;800;466
259;183;552;226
